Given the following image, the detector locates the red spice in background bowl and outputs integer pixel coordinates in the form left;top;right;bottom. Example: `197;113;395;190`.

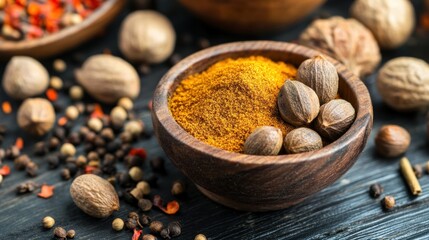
0;0;125;59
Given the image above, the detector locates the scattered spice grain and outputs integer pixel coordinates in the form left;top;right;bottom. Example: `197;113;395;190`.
195;234;207;240
69;86;84;101
50;76;63;90
150;220;163;233
142;234;157;240
112;218;124;231
168;221;182;237
369;183;383;198
382;196;395;210
138;198;153;211
54;227;67;240
65;106;79;120
66;229;76;239
171;180;185;196
169;56;296;152
413;164;423;179
42;216;55;229
53;59;67;72
400;157;422;195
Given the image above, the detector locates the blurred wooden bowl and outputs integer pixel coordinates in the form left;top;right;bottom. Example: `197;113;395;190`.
0;0;125;60
152;41;373;211
179;0;326;34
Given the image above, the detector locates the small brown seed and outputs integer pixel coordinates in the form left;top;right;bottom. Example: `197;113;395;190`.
53;59;67;72
65;106;79;120
195;234;207;240
61;168;71;180
150;220;163;233
14;154;31;170
112;218;124;231
369;183;383;198
88;118;103;132
53;227;67;239
26;161;38;177
382;195;395;210
50;76;63;90
142;234;157;240
60;143;76;157
42;216;55;229
129;166;143;181
69;86;84;101
168;222;181;237
243;126;283;156
171;180;185;196
284;127;323;154
375;125;411;158
413;164;423;179
160;228;170;239
140;214;151;226
129;211;139;220
125;218;138;229
66;229;76;239
138;198;153;211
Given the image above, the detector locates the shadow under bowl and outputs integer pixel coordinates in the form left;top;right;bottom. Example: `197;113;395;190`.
152;41;373;211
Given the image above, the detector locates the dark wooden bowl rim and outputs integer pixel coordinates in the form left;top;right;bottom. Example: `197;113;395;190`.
153;41;372;165
0;0;119;52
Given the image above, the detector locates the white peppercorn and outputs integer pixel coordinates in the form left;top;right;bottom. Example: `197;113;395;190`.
61;143;76;157
88;118;103;132
65;106;79;120
69;85;84;101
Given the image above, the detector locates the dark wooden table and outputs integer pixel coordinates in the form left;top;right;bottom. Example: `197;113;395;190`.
1;0;429;239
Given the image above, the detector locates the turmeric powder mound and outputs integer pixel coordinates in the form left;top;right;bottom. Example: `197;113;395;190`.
169;56;297;153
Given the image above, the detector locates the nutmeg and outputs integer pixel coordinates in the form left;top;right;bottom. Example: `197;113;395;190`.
350;0;415;49
119;11;176;64
243;126;283;156
17;98;55;136
2;56;49;100
284;127;323;154
297;55;339;104
70;174;120;218
278;80;320;127
377;57;429;111
315;99;355;140
375;125;411;158
299;17;381;77
75;55;140;103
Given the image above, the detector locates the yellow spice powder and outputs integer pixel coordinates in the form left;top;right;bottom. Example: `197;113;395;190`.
169;56;297;153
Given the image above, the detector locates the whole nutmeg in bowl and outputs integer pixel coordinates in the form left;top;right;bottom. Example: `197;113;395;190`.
2;56;49;100
17;98;55;136
243;126;283;156
299;17;381;77
377;57;429;111
350;0;415;49
75;54;140;104
284;127;323;154
119;10;176;64
375;125;411;158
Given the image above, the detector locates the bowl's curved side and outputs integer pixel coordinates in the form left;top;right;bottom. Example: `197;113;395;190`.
152;41;373;211
179;0;326;34
0;0;125;59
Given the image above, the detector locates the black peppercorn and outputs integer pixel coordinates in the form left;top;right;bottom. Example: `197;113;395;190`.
61;168;71;180
47;155;60;169
100;128;115;141
150;157;166;173
197;38;210;49
125;218;138;230
120;132;134;143
124;155;143;168
118;172;132;188
54;227;67;239
48;137;61;150
94;136;106;147
16;181;38;194
96;147;107;157
14;154;31;170
168;222;181;237
128;211;139;220
68;132;81;146
138;198;153;211
160;228;171;239
139;64;151;76
106;139;121;153
369;183;383;198
413;164;423;179
79;126;90;139
26;161;38;177
103;154;116;166
65;162;78;176
140;214;151;226
115;149;125;161
53;127;66;140
87;151;99;161
169;53;182;66
144;174;158;187
85;131;96;143
34;141;48;156
6;146;20;159
84;143;95;152
52;101;64;112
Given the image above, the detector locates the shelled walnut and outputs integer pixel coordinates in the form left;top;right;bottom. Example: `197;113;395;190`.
299;17;381;77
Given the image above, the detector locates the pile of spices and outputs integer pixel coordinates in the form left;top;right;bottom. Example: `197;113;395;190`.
0;0;106;41
169;56;297;152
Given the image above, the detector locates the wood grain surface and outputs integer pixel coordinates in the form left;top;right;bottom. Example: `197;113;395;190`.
0;0;428;239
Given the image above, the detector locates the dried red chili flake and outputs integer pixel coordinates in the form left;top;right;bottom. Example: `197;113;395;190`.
2;101;12;114
85;165;97;174
153;195;180;215
15;137;24;150
46;88;58;101
421;13;429;30
128;148;147;160
57;116;68;126
38;184;55;199
132;229;142;240
90;104;104;118
0;165;11;176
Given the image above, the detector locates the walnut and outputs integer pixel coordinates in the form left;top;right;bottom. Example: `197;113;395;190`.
75;55;140;104
299;17;381;78
2;56;49;100
119;10;176;64
377;57;429;111
350;0;415;49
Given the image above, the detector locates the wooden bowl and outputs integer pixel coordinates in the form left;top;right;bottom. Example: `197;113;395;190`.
179;0;326;34
152;41;373;211
0;0;125;60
